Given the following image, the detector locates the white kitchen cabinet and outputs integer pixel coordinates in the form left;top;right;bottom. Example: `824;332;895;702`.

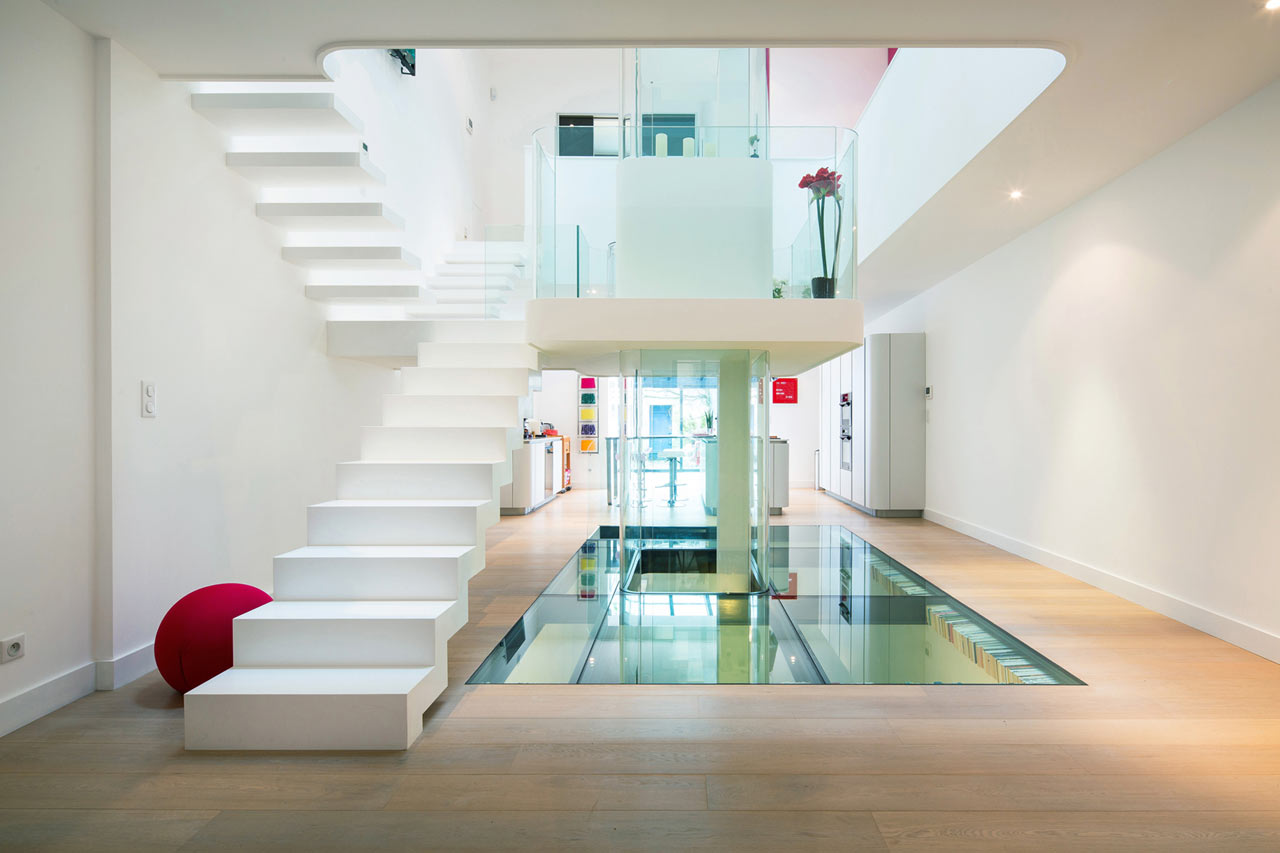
817;333;925;517
500;438;563;515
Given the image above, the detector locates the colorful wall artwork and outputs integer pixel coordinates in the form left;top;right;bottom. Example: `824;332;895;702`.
578;376;599;454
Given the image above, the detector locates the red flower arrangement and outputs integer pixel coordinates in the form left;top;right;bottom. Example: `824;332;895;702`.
798;166;844;295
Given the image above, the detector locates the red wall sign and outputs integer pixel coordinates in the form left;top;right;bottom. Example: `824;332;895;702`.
772;377;798;404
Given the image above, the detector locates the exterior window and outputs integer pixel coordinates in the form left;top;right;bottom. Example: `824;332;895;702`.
558;115;620;157
640;113;696;156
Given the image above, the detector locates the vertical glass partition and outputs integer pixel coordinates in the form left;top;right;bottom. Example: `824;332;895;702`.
617;350;769;591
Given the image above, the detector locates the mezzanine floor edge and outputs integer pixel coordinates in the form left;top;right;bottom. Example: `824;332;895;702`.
2;488;1279;851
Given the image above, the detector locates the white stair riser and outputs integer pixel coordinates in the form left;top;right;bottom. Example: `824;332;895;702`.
435;263;522;277
336;461;504;500
443;251;525;265
434;292;508;305
307;504;495;546
381;395;525;428
273;555;470;601
361;427;518;462
185;674;441;751
425;275;516;290
423;320;527;343
306;283;423;301
406;305;496;319
416;343;539;370
233;613;442;667
401;367;535;397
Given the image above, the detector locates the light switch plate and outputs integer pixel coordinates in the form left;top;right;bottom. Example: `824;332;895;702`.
141;380;157;418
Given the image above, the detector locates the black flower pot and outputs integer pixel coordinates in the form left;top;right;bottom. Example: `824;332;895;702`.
811;276;835;299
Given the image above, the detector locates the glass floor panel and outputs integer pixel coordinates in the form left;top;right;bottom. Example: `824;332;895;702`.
468;525;1083;686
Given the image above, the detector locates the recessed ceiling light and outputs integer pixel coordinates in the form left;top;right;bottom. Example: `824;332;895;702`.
1009;189;1024;200
1267;0;1280;10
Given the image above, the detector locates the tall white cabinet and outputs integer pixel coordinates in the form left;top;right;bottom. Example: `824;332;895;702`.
816;333;925;517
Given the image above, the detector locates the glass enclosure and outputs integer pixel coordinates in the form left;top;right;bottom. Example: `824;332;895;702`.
469;525;1084;686
617;350;770;594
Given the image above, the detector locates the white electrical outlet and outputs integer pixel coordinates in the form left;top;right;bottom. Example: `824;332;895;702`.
141;380;157;418
1;634;24;663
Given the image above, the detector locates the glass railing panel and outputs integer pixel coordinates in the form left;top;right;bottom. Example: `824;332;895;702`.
531;125;857;301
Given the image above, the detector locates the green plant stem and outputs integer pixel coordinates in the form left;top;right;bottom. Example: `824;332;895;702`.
830;196;843;285
816;196;829;279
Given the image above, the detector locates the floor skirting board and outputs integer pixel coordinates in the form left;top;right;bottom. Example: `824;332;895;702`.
924;508;1280;665
0;662;96;738
95;642;156;690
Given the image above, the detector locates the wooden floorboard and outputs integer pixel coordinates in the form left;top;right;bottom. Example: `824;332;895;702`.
3;487;1279;851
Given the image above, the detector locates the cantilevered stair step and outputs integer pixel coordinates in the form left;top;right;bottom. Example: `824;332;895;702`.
405;304;497;319
425;275;516;290
434;262;522;277
336;460;510;501
382;394;527;428
273;545;477;601
400;366;537;396
232;600;457;668
184;666;445;750
225;151;385;187
282;245;421;270
434;291;508;306
305;282;425;301
307;499;495;546
415;342;540;370
423;319;528;344
442;250;526;265
361;426;520;462
256;201;404;231
191;92;363;135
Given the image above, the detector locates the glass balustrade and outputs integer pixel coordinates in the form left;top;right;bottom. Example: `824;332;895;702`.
530;124;856;301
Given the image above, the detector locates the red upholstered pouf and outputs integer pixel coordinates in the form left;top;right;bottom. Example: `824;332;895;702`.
154;583;272;693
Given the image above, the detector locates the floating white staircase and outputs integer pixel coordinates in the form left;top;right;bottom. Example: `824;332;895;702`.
185;88;547;749
185;324;542;750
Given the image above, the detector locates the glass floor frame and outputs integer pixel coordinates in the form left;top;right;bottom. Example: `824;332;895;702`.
468;525;1084;686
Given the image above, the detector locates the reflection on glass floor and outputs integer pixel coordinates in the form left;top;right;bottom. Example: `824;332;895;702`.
468;526;1083;686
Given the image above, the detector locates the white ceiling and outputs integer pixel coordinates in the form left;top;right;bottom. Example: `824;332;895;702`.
45;0;1280;318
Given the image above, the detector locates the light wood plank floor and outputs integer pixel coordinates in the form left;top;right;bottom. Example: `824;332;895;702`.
3;488;1279;851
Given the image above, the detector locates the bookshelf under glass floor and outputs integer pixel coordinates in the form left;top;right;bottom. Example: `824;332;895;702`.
468;525;1083;686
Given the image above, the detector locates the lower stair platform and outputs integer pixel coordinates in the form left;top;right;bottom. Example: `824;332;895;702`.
184;666;445;750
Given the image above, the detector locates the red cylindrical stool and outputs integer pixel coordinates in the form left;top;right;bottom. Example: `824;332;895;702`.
154;583;272;693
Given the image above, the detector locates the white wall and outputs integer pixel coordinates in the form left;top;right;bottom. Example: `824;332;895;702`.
324;49;489;259
856;48;1065;261
871;78;1280;662
768;367;820;487
768;48;887;129
476;49;621;227
529;369;610;489
0;0;98;734
101;43;394;675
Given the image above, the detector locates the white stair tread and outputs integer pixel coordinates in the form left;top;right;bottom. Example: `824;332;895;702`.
305;283;424;300
443;251;525;265
283;246;421;270
226;151;385;187
425;276;515;290
237;599;457;621
435;263;522;276
186;666;435;696
310;498;490;509
277;544;474;560
191;92;362;135
257;201;404;231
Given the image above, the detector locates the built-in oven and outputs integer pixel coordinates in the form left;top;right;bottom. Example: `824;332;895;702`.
839;391;852;471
